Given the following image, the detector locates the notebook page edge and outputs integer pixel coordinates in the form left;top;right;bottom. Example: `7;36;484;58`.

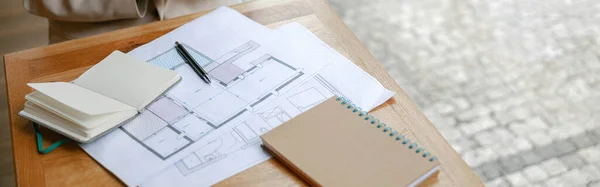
260;142;321;186
27;82;136;115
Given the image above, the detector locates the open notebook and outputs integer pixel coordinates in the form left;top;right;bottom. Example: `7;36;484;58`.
261;97;440;187
19;51;181;143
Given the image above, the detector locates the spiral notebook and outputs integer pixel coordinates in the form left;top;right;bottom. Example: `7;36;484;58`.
261;96;440;187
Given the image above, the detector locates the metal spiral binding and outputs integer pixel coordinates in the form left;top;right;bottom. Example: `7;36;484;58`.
335;96;437;162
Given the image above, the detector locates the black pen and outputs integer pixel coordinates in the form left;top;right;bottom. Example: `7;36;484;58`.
175;41;211;83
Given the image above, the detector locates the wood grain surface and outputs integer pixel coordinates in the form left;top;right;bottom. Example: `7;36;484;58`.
3;0;483;186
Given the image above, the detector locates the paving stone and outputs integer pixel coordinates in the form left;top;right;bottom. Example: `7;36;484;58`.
535;144;559;160
473;128;516;147
528;116;549;127
528;131;554;147
428;115;457;128
493;144;520;158
569;132;599;148
484;178;509;187
544;177;569;187
489;100;512;113
495;128;515;141
581;117;600;131
592;128;600;140
512;107;533;121
578;146;600;163
486;87;511;100
557;78;592;102
423;101;455;116
451;97;471;111
456;105;491;122
560;154;586;169
589;181;600;187
478;161;504;180
548;123;586;141
493;110;517;126
513;137;533;152
460;116;497;136
498;155;526;173
509;117;548;136
559;169;589;186
520;150;543;165
554;141;577;155
581;165;600;181
489;96;527;112
523;165;550;182
540;158;568;176
439;128;463;141
505;172;530;186
589;127;600;138
449;138;477;154
473;130;497;146
527;184;544;187
463;147;497;167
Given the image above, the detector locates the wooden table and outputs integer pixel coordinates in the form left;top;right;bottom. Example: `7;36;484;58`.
4;0;483;186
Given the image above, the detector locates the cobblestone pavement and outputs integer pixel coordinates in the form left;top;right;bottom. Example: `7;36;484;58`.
329;0;600;186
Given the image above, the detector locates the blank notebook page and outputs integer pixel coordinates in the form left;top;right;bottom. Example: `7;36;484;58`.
73;51;179;110
261;97;439;187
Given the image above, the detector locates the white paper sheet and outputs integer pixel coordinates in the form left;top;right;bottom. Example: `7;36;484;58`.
81;7;331;186
138;23;395;187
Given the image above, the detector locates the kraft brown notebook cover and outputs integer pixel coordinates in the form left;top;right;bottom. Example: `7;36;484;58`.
261;97;440;187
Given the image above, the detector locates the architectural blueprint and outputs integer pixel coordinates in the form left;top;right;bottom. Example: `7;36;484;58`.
80;8;330;186
171;74;341;176
120;41;303;159
139;23;395;187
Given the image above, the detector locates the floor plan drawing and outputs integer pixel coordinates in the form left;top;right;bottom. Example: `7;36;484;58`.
313;74;344;97
287;88;327;111
174;113;276;176
288;74;346;111
119;41;304;160
169;73;348;176
258;107;292;126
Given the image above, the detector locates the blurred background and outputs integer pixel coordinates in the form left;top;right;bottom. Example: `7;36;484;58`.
1;0;600;186
0;0;48;186
329;0;600;186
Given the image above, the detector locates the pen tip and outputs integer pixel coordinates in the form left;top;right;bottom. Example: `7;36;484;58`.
175;41;180;45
